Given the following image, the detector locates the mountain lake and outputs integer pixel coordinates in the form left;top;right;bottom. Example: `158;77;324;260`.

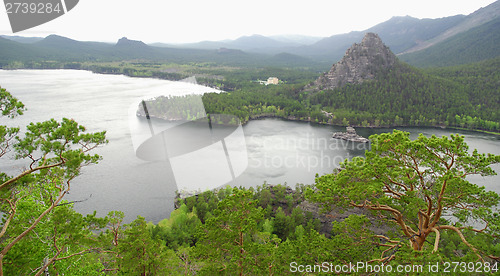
1;70;499;223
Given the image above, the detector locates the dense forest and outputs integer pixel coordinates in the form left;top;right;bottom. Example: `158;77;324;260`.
2;87;500;275
307;59;500;131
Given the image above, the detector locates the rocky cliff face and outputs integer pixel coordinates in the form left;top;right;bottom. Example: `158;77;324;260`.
312;33;397;90
115;37;149;49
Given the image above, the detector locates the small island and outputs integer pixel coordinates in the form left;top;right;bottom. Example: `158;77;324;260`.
137;94;206;121
332;127;369;143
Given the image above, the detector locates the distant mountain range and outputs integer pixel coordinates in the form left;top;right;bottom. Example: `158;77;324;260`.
138;0;500;66
151;34;324;53
1;0;499;68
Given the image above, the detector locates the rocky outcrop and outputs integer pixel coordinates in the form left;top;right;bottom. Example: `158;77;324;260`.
298;200;394;238
332;127;369;143
311;33;397;90
115;37;149;48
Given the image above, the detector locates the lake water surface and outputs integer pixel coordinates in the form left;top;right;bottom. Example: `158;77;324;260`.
1;70;499;223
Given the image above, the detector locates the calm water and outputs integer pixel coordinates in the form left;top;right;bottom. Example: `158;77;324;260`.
1;70;499;223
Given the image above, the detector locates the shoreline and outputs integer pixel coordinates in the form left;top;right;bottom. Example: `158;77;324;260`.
4;68;497;136
139;112;500;138
241;113;500;136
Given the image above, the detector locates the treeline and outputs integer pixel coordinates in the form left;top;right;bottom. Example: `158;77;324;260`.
196;66;322;91
136;66;318;124
2;60;191;81
201;83;309;124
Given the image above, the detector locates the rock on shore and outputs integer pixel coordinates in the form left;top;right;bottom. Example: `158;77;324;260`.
332;126;369;143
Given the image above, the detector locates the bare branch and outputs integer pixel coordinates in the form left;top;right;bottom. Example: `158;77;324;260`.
373;235;400;244
437;225;484;261
430;178;448;228
0;198;19;239
0;161;65;190
54;248;100;262
431;228;440;253
33;247;64;276
0;190;67;258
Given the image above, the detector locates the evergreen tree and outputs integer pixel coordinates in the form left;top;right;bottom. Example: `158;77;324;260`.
309;130;500;262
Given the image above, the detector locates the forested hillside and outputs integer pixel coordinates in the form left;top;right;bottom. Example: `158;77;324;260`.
428;57;500;126
401;17;500;67
307;60;499;131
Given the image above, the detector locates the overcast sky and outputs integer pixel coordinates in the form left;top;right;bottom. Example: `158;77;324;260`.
0;0;497;43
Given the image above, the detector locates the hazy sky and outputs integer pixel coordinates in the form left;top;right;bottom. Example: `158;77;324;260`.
0;0;497;43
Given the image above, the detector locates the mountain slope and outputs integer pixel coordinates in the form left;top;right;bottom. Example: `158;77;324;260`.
162;12;471;62
0;2;498;69
287;15;466;62
269;34;323;45
33;35;112;60
367;15;466;54
268;52;313;67
400;17;500;67
310;33;397;90
0;37;43;65
162;34;307;53
230;34;299;51
402;0;500;54
290;32;364;62
305;33;499;131
255;1;498;63
424;57;500;123
111;37;160;59
0;35;44;43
